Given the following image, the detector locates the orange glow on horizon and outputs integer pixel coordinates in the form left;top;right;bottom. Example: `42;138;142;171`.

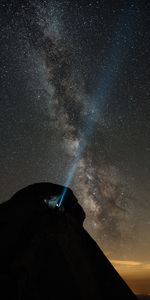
110;259;150;295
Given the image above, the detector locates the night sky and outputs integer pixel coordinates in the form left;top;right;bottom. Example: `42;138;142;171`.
0;0;150;294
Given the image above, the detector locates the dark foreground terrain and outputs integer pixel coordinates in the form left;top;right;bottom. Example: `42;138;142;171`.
0;182;138;299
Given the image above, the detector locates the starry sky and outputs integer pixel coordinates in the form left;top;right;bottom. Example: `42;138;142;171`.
0;0;150;294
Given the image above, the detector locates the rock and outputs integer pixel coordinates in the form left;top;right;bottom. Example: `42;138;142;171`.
0;182;137;299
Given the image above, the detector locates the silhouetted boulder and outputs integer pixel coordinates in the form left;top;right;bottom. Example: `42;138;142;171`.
0;182;137;299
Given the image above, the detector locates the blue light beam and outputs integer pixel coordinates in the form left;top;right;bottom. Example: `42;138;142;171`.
59;2;138;206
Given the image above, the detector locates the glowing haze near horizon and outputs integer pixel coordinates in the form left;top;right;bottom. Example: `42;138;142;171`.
0;0;150;294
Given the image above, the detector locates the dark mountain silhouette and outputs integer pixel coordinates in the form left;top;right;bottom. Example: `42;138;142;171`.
0;182;137;299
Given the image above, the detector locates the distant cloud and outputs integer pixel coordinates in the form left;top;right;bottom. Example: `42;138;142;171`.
111;260;150;277
111;260;142;266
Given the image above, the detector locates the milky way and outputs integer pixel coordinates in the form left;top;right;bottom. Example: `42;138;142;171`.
0;0;150;261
